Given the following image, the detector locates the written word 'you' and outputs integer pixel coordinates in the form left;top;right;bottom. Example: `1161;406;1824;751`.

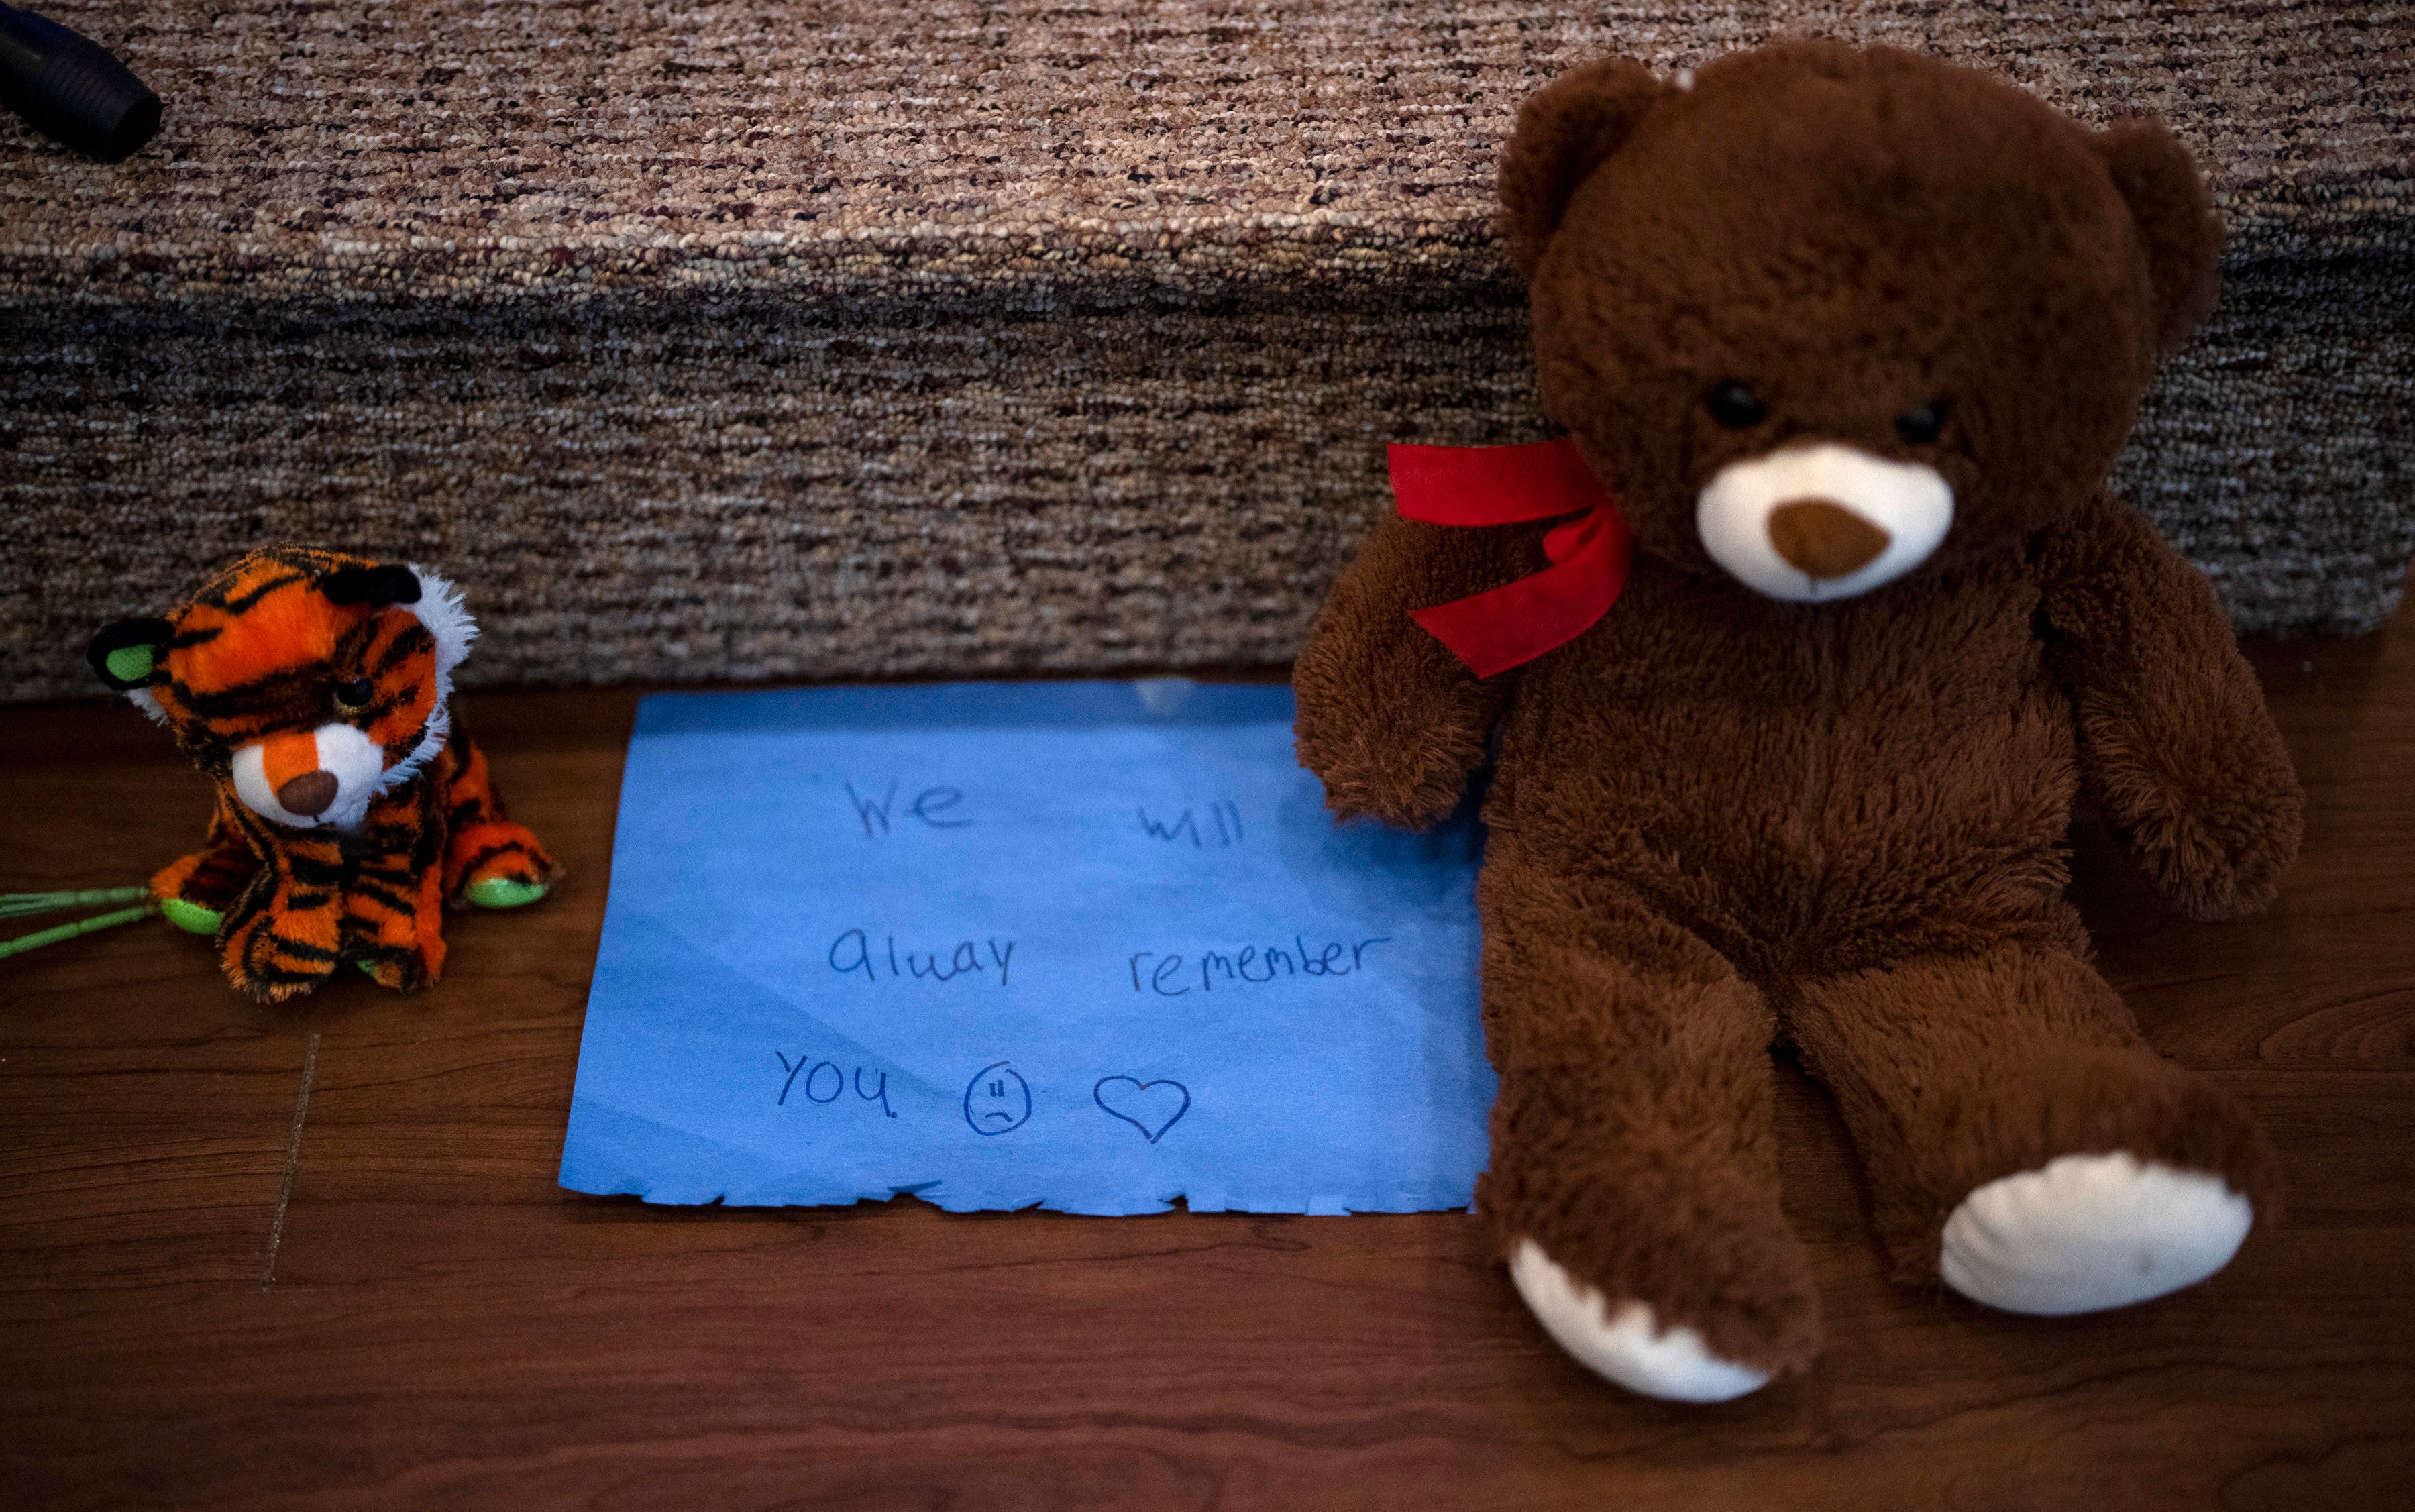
830;928;1015;987
775;1053;897;1117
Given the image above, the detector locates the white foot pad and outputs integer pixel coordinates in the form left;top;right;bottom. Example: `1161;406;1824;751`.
1507;1240;1769;1402
1939;1152;2253;1315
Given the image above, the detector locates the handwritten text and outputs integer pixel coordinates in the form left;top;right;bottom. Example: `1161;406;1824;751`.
831;928;1016;987
1136;799;1244;849
1126;934;1391;997
846;779;971;838
775;1052;897;1117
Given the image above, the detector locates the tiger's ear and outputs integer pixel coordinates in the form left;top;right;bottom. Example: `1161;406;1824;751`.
88;616;175;691
1498;56;1669;280
321;563;424;608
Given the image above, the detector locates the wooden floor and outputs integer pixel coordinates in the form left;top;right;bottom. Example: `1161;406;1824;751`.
5;590;2414;1512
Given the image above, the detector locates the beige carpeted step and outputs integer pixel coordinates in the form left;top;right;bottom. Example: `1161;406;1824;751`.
4;1;2410;699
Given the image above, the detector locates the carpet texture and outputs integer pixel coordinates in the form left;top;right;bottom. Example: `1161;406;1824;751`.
5;1;2411;700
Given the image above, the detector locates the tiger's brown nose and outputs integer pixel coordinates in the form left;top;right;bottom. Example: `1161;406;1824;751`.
1768;498;1892;580
277;770;339;817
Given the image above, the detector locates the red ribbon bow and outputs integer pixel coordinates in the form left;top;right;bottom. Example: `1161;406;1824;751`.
1389;437;1636;678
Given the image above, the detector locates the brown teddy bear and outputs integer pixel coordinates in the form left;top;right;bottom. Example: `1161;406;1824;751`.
1293;42;2302;1402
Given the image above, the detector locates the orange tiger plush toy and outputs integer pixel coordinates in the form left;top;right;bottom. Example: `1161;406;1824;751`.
88;547;559;1003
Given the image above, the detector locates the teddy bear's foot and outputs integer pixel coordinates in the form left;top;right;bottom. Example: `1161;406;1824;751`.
1507;1240;1771;1402
1939;1152;2252;1315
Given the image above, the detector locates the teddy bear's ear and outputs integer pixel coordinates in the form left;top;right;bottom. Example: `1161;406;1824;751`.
2090;117;2223;353
87;616;174;692
1497;56;1668;280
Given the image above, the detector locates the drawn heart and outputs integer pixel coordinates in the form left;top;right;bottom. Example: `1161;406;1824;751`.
1093;1076;1191;1144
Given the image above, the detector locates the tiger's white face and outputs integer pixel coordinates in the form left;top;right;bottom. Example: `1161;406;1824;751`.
1695;444;1955;602
193;570;474;834
94;553;476;836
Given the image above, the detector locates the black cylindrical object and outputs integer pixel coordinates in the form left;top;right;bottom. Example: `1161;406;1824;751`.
0;3;160;162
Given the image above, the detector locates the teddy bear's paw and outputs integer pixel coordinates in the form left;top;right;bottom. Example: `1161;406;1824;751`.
1939;1151;2252;1315
1507;1240;1770;1403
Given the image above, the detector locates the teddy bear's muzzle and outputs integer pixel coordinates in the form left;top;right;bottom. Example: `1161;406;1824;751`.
1697;443;1954;603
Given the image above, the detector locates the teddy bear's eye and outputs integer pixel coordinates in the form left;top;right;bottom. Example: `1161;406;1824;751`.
1895;402;1948;445
332;678;376;711
1705;382;1766;429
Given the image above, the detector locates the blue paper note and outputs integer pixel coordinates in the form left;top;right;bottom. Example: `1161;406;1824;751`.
559;680;1494;1215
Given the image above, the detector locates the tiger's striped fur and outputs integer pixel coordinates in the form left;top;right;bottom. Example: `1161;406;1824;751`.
94;547;558;1004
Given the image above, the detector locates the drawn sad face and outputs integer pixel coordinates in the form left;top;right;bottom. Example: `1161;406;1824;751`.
964;1061;1032;1135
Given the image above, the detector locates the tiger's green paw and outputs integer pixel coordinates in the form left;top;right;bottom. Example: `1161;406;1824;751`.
160;897;223;936
467;877;550;910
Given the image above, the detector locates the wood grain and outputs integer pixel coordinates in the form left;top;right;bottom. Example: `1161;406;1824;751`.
5;598;2412;1511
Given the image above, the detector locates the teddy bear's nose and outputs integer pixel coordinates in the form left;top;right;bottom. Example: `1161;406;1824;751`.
1768;498;1892;580
276;770;339;817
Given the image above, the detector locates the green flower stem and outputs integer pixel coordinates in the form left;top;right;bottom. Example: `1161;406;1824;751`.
0;887;152;920
0;902;160;959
